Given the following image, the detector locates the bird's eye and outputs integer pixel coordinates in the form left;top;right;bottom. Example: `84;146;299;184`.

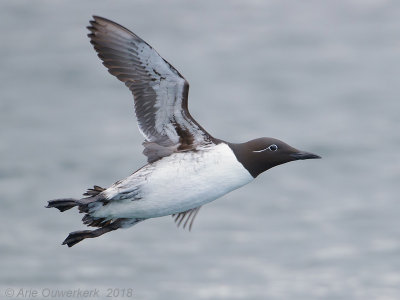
253;144;279;153
268;144;278;151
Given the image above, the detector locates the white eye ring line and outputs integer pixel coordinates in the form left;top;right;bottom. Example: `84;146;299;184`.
253;144;279;153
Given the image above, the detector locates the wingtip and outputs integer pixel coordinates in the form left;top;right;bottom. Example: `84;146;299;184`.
88;16;105;29
91;15;104;23
90;16;116;27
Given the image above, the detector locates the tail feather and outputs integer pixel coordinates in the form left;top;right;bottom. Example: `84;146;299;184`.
82;214;112;227
47;186;145;247
83;185;106;197
46;198;78;212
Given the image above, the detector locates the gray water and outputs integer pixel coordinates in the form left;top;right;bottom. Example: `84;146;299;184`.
1;1;400;299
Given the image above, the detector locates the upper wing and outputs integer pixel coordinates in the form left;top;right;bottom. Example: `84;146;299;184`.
88;16;214;162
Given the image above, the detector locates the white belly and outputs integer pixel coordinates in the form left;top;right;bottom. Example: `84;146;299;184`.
94;143;253;219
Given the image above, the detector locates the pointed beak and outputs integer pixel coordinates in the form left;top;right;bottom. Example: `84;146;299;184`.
290;151;321;160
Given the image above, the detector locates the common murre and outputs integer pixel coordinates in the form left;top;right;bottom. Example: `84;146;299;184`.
47;16;321;247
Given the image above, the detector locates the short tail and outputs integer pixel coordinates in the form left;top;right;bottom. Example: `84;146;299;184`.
46;198;79;212
47;198;121;247
47;186;144;247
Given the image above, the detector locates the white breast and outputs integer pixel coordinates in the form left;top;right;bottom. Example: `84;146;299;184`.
95;143;253;219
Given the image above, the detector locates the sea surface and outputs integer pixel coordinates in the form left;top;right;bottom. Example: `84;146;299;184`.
1;1;400;299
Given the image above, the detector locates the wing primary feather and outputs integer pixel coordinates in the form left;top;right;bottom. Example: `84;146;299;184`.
172;206;201;230
176;211;187;227
189;207;200;231
183;208;196;229
88;16;216;163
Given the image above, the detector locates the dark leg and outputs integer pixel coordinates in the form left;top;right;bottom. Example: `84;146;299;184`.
62;219;125;247
46;198;78;212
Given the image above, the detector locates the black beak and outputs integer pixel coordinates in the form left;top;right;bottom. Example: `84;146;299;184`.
290;151;321;160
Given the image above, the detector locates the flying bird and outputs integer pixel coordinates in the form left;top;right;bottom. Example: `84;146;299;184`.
47;16;320;247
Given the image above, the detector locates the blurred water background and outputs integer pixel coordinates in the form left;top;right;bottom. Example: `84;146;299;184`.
1;0;400;299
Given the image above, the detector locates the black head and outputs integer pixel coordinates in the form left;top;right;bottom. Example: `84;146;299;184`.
228;137;320;178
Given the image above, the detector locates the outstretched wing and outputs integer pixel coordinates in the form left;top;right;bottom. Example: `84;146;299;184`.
88;16;214;162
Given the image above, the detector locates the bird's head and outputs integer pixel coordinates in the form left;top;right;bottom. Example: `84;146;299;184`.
229;137;321;178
